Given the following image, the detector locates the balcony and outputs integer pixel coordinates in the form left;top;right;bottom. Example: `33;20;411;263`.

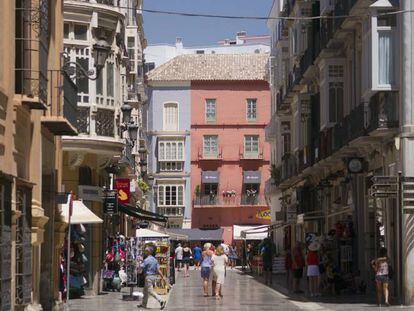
158;206;184;217
15;0;48;110
239;147;264;160
281;153;297;181
265;113;278;142
368;92;399;136
198;148;223;161
193;194;267;207
41;71;78;136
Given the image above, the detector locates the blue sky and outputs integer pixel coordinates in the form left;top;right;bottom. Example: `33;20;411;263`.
143;0;273;46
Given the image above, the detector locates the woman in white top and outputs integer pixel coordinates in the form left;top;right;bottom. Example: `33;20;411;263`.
212;245;228;299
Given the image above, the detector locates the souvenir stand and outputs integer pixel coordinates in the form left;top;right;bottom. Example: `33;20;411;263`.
136;229;170;295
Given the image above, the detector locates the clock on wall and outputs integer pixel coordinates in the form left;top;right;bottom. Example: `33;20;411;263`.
347;158;364;174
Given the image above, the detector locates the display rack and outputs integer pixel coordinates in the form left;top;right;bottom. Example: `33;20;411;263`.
153;241;169;295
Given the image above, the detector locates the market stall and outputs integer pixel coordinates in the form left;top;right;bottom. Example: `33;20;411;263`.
136;229;170;295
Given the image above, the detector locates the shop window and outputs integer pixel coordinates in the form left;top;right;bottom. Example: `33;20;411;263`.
79;166;92;185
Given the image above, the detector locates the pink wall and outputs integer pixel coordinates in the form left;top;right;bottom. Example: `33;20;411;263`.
190;81;271;232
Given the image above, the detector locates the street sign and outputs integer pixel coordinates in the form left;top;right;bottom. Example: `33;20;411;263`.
370;176;398;198
104;190;118;215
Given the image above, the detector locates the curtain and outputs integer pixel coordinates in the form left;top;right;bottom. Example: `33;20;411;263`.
378;31;394;85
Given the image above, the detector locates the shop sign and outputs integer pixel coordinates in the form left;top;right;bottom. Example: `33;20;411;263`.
256;209;271;220
78;185;103;202
104;190;118;215
115;178;130;204
297;213;304;224
286;208;297;224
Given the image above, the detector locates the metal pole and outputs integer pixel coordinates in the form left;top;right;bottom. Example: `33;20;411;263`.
398;172;404;305
66;192;73;310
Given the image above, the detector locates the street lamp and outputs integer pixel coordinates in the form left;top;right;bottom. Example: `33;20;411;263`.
121;103;133;124
138;146;147;177
62;37;111;80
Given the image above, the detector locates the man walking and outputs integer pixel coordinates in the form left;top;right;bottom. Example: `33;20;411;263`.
138;247;166;310
175;243;183;271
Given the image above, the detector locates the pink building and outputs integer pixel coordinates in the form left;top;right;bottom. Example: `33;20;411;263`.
189;54;271;243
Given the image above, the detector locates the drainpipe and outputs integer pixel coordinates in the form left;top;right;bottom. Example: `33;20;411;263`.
400;0;414;305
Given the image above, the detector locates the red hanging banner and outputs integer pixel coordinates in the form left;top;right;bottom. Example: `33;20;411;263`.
115;178;130;204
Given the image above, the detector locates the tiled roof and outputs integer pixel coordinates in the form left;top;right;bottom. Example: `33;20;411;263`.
147;54;269;82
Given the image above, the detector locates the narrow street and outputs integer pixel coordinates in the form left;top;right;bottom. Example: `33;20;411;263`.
166;269;301;311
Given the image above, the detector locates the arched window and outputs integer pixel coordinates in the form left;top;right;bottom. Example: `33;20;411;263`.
163;103;178;131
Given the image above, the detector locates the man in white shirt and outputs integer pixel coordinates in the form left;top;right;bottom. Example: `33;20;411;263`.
175;243;183;271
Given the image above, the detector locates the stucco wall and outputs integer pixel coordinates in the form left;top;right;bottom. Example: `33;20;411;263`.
146;85;192;219
190;80;271;228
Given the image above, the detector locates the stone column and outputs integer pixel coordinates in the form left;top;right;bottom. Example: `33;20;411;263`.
400;0;414;305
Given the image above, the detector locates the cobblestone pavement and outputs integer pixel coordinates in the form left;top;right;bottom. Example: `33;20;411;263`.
166;269;302;311
69;285;169;311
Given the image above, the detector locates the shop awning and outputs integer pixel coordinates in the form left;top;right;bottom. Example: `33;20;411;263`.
201;171;219;184
61;200;103;224
166;228;224;241
119;204;168;223
233;225;268;240
243;171;261;184
136;228;169;238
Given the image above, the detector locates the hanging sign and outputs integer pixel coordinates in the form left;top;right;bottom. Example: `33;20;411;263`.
115;178;130;204
104;190;118;215
256;209;271;220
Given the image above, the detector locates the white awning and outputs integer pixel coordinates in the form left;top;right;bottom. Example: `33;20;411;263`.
136;228;170;239
61;200;103;224
233;225;268;240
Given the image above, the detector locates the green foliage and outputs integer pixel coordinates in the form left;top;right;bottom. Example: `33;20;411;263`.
138;179;149;193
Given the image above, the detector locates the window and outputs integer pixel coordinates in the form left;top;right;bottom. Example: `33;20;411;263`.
158;140;184;172
163;103;178;131
128;37;135;70
158;185;184;207
244;135;259;156
74;24;87;40
328;82;344;123
378;31;395;85
203;135;218;157
96;67;103;95
64;23;69;39
76;58;89;94
205;99;216;122
246;99;257;121
107;63;114;97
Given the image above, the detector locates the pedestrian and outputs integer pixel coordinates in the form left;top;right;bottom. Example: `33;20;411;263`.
212;245;228;299
228;243;238;269
371;247;391;307
285;249;293;290
192;244;202;270
306;241;321;297
292;242;305;293
174;243;183;271
137;247;166;310
261;238;274;286
201;242;214;297
246;243;254;273
241;243;247;271
220;240;230;259
182;244;192;277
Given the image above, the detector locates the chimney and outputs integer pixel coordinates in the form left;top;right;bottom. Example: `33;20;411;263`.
176;37;183;49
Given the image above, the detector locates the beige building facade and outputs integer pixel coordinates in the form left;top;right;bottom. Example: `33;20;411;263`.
0;0;77;310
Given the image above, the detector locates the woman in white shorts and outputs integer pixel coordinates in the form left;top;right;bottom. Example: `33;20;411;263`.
306;242;321;297
212;245;228;299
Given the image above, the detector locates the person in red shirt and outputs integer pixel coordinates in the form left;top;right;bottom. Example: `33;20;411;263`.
307;242;321;297
292;242;305;293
